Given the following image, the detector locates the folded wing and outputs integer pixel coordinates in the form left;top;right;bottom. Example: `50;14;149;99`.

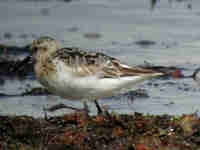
51;47;164;78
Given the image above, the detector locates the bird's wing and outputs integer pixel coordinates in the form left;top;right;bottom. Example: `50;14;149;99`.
51;47;164;78
97;59;164;78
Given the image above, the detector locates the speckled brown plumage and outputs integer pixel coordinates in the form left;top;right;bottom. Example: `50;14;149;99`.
30;36;165;101
49;47;157;78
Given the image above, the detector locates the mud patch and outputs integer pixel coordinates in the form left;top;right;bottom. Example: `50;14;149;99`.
83;33;102;39
0;59;34;78
135;40;156;48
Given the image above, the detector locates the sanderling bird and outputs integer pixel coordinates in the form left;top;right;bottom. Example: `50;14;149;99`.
30;36;167;113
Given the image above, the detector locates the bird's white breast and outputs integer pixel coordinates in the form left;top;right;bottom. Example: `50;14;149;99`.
40;61;150;100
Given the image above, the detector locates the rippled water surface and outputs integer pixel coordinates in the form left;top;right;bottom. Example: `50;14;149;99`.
1;0;200;117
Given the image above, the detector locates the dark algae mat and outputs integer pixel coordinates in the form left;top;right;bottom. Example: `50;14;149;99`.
1;112;200;150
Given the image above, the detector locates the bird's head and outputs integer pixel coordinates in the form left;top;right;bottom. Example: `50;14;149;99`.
30;36;61;61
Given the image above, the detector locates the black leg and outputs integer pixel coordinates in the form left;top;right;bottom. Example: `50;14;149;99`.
43;106;49;121
83;101;90;114
94;100;112;118
94;100;103;115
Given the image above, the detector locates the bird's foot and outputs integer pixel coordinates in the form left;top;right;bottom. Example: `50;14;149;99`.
94;100;111;118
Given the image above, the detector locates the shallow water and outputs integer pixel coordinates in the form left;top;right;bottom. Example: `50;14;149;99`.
1;0;200;117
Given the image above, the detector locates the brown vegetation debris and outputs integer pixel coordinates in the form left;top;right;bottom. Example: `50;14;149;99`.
0;113;200;150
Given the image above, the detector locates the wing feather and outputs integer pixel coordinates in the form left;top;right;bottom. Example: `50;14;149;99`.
51;47;163;78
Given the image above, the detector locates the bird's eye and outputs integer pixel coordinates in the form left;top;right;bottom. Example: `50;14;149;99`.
43;47;48;52
32;47;38;53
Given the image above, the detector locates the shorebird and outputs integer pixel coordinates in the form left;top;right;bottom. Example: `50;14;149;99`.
30;36;167;113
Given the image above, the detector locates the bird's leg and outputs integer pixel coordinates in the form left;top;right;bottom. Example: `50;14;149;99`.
43;106;49;121
94;100;103;115
94;100;112;118
83;100;90;114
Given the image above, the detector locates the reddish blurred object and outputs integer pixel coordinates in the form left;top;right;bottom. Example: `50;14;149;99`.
170;69;184;78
